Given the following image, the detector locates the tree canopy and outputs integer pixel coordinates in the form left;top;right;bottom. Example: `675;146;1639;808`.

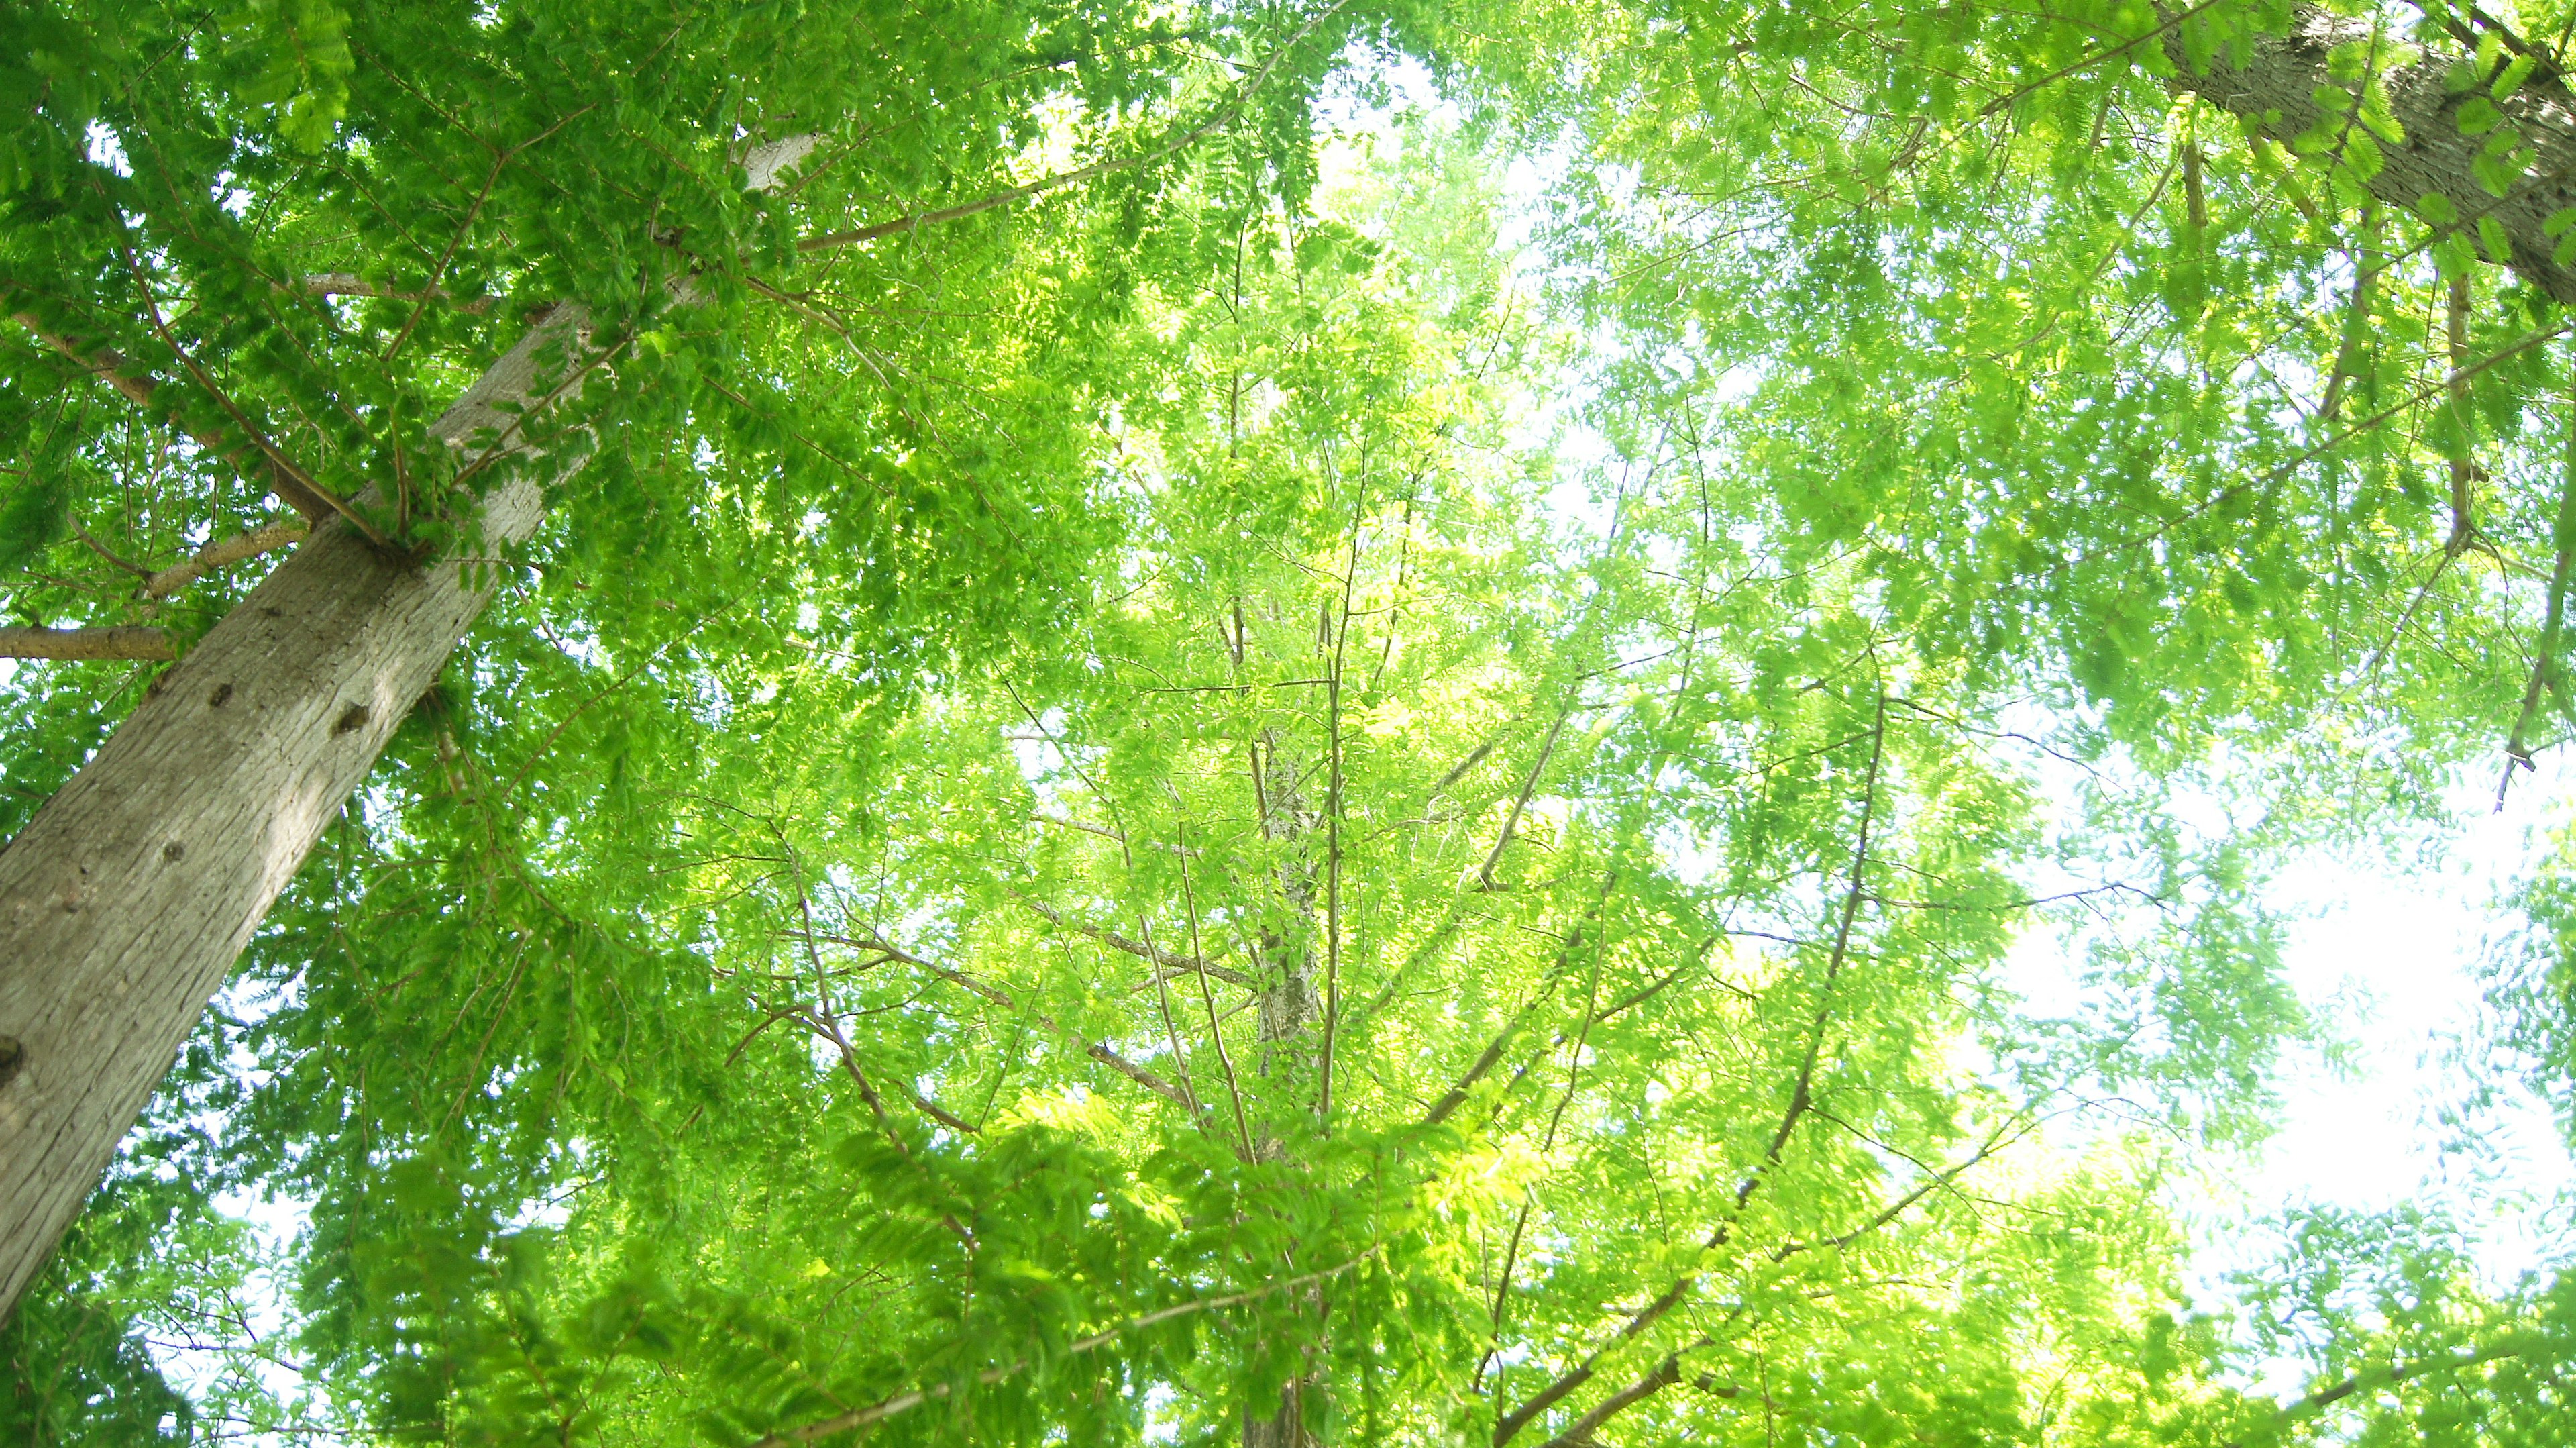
7;1;2576;1445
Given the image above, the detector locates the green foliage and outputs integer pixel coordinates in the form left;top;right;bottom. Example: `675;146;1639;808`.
0;468;68;577
225;0;354;153
9;1;2576;1445
0;1176;195;1448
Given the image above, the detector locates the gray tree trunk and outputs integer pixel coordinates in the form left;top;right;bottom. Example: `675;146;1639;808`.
2160;6;2576;305
0;307;590;1323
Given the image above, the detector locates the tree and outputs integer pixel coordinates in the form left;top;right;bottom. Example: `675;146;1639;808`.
63;125;2297;1447
0;0;1377;1321
11;1;2576;1445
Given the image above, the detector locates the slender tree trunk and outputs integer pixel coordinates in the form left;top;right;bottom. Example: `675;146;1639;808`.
1243;1382;1320;1448
1251;727;1325;1137
0;306;590;1323
1244;727;1325;1448
2159;6;2576;305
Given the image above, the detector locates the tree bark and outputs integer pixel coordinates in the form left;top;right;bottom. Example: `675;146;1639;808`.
1250;727;1325;1123
2160;6;2576;305
0;305;590;1323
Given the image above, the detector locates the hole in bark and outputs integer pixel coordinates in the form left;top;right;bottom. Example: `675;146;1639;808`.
334;703;371;736
0;1037;21;1090
163;841;185;862
209;683;233;707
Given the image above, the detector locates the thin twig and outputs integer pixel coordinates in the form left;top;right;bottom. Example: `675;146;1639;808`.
1492;690;1890;1448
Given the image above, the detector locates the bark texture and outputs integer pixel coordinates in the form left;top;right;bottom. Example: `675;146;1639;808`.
1243;1384;1320;1448
0;307;587;1321
2161;7;2576;305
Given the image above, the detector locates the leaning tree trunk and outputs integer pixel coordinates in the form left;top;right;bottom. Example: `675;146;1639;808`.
2159;5;2576;306
0;310;590;1323
0;136;816;1325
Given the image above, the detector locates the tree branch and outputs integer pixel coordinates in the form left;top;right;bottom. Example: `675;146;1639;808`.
284;274;496;313
0;626;175;662
1534;1353;1684;1448
1476;711;1569;890
1493;694;1890;1447
1419;926;1591;1130
2098;317;2573;562
2226;1341;2528;1445
796;927;1203;1115
1016;895;1250;986
2502;370;2576;800
1530;1127;2030;1447
111;248;390;549
7;313;343;524
1980;0;2233;117
142;519;307;599
2317;213;2382;425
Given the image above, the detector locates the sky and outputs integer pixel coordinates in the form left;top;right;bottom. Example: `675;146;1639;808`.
2177;758;2576;1391
2222;778;2574;1260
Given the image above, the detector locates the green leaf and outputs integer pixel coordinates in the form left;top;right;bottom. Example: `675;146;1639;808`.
2493;53;2538;101
2479;214;2514;263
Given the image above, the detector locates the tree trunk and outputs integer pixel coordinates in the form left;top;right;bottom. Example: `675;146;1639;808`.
1244;726;1326;1448
1251;727;1325;1137
1243;1382;1320;1448
2160;6;2576;305
0;307;588;1323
